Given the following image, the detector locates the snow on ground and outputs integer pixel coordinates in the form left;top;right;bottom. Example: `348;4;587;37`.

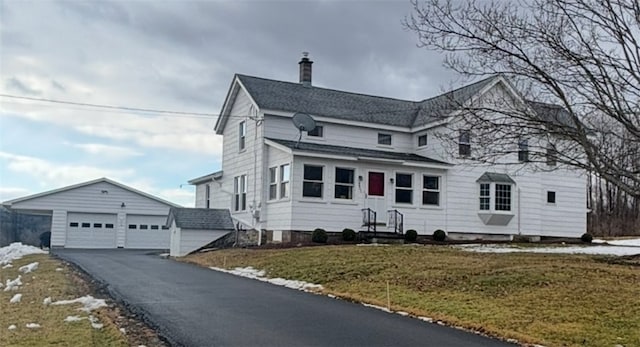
8;324;17;330
51;295;108;312
2;264;13;269
89;315;103;329
9;293;22;303
25;323;40;329
458;243;640;256
0;243;46;266
210;266;324;292
356;243;389;247
63;315;86;323
594;238;640;247
43;297;52;305
18;262;39;274
4;275;22;291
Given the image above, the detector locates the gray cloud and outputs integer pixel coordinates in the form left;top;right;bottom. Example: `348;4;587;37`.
5;77;42;96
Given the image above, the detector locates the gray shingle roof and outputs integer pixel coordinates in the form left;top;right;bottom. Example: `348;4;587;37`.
237;74;498;128
526;100;575;128
268;138;450;165
476;172;516;184
168;208;234;230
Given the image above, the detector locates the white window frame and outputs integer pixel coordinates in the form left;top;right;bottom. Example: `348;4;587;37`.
459;130;471;156
302;164;324;199
239;121;246;151
422;175;440;206
418;134;428;147
268;167;277;201
205;184;210;208
378;133;392;146
233;174;247;211
494;184;512;211
307;125;324;138
394;172;413;204
334;167;355;200
518;138;529;162
479;183;491;210
280;163;290;199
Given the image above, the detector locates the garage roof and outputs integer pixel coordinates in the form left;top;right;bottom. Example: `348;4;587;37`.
167;207;234;230
2;177;180;208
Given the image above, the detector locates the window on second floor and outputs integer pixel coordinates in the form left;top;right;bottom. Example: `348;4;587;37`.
378;133;392;146
239;121;246;151
546;145;558;166
418;134;428;147
547;191;556;204
459;130;471;156
307;126;323;137
518;138;529;162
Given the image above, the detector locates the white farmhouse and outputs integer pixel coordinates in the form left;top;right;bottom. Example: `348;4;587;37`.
191;55;587;243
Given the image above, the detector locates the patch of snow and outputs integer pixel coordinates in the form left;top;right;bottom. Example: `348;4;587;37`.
327;294;337;299
43;297;52;305
595;238;640;247
19;262;39;274
356;243;389;247
9;293;22;303
119;327;126;334
51;295;107;312
2;264;13;269
25;323;40;329
4;275;22;291
8;324;16;330
89;315;103;329
0;242;46;266
63;315;86;323
418;316;433;323
55;267;64;272
397;311;409;316
457;244;640;256
362;303;391;313
209;266;324;292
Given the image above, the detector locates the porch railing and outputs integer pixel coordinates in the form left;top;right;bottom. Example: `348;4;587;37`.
361;208;377;236
387;209;404;235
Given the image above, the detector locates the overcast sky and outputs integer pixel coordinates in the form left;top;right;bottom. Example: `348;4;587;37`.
0;0;463;207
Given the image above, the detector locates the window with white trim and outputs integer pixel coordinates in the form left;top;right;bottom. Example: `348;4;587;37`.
495;184;512;211
205;184;210;208
268;167;277;200
335;168;354;199
518;138;529;162
233;174;247;211
459;130;471;156
239;121;246;151
280;164;290;198
378;133;392;145
422;176;440;205
418;134;428;147
307;126;323;137
395;173;413;204
479;183;491;210
547;191;556;204
303;165;323;198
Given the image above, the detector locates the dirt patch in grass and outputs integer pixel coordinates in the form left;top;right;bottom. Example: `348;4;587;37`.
183;245;640;347
1;253;166;347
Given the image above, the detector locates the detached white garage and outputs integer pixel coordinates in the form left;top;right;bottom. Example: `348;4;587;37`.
3;178;179;249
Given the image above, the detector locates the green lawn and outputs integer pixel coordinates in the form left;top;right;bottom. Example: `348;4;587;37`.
0;254;127;347
184;245;640;347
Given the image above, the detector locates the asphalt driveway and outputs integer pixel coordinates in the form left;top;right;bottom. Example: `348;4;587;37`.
54;249;516;347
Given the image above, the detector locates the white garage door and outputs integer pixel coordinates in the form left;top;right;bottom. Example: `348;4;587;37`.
125;214;170;249
66;213;117;248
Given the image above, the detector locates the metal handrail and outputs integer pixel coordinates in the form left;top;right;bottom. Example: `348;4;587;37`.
388;209;404;234
361;208;377;236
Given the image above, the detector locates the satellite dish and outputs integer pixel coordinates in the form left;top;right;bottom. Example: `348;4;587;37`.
292;112;316;132
291;112;316;148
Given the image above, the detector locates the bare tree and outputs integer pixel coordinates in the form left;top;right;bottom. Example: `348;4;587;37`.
405;0;640;199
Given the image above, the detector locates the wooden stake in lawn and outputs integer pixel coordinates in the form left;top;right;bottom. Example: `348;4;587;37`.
386;281;390;311
223;256;227;268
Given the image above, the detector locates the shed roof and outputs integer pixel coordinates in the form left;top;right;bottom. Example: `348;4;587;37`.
267;138;450;165
167;207;234;230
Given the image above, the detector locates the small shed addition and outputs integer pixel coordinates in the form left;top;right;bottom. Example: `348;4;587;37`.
167;207;235;257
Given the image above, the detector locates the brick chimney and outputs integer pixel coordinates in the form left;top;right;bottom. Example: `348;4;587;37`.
298;52;313;86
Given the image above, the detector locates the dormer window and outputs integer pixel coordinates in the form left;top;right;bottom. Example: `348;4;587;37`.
307;126;323;137
239;121;246;151
378;133;392;146
418;134;428;147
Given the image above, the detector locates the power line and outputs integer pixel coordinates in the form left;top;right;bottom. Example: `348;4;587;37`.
0;93;218;117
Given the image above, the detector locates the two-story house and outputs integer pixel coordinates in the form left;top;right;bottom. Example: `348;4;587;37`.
189;55;587;244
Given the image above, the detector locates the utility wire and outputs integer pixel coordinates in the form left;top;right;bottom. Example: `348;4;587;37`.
0;93;217;117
